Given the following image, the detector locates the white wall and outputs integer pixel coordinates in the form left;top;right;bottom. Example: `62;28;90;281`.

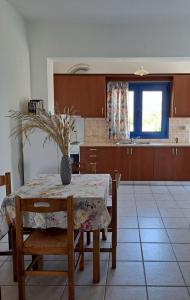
28;20;190;102
0;0;31;192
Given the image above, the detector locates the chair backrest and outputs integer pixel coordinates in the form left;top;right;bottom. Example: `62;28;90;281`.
15;196;74;249
0;172;11;196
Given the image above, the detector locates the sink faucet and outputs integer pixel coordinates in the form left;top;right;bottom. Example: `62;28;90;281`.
130;136;140;144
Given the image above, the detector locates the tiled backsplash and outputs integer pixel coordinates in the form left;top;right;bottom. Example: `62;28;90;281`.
84;118;190;144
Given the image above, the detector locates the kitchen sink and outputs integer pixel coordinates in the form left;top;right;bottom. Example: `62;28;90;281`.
115;141;132;145
115;140;150;145
133;141;150;144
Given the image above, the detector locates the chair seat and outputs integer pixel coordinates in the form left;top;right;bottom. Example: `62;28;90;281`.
23;228;80;255
24;228;67;249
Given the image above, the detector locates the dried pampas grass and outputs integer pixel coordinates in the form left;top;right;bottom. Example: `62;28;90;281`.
8;108;75;156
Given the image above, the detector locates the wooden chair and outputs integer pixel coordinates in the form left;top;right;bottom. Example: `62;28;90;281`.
93;171;120;282
82;171;121;282
15;196;84;300
0;172;17;283
106;171;121;264
86;170;120;246
71;163;121;280
72;162;97;245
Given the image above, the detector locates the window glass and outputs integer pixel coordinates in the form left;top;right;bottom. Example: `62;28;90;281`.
142;91;162;132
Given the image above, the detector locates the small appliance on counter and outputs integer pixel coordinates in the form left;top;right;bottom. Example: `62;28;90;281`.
28;99;44;114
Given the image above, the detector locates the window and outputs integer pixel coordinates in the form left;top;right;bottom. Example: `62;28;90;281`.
128;82;171;138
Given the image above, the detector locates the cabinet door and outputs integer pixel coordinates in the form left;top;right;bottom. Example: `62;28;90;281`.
172;75;190;117
154;147;176;181
96;147;118;177
175;147;190;180
117;147;131;180
130;147;154;181
80;147;118;177
80;147;98;173
54;75;106;117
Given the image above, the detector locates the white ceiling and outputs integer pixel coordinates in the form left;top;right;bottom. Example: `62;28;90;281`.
7;0;190;24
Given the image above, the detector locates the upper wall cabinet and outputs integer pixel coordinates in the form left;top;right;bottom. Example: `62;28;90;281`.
54;75;106;117
172;75;190;117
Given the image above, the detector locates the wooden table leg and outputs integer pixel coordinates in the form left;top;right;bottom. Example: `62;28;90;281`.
93;229;100;283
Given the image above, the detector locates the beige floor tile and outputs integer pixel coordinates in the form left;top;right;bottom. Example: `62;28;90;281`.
145;262;185;286
142;243;176;261
148;287;190;300
105;286;147;300
138;217;164;229
140;229;169;243
117;243;142;261
117;229;140;243
0;261;17;285
75;260;108;285
107;261;145;285
61;286;105;300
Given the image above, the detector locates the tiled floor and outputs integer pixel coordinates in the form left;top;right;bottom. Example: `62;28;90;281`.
2;182;190;299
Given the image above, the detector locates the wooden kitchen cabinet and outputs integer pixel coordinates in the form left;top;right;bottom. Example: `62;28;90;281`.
54;74;106;117
94;147;118;176
116;147;130;180
80;146;154;181
116;147;154;181
130;147;154;181
172;75;190;117
154;147;176;180
80;146;119;178
174;147;190;180
80;145;190;181
154;147;190;180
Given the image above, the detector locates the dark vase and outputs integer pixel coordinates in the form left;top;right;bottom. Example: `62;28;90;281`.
60;155;72;185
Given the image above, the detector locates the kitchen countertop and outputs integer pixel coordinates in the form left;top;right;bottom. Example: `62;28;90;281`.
80;142;190;147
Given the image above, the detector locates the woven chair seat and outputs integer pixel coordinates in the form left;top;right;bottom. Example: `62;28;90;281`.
24;228;68;249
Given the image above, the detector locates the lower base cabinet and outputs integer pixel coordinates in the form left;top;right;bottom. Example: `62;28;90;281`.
154;147;190;181
80;146;190;181
154;147;176;181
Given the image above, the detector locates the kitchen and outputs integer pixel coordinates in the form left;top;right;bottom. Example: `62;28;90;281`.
2;0;190;299
54;62;190;181
22;59;190;183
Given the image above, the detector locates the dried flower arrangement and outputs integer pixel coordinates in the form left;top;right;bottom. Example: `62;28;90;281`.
8;108;75;157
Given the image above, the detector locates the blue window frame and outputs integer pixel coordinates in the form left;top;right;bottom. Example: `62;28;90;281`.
128;82;171;139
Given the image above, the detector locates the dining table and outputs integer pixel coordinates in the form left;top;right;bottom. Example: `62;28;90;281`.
0;173;111;282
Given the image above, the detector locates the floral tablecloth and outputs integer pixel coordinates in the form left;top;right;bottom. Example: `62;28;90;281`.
0;174;111;239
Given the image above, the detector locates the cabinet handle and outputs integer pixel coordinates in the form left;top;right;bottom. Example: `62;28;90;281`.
175;148;178;156
90;148;97;151
102;107;104;116
89;155;97;158
127;148;130;155
174;106;177;115
130;148;133;155
172;148;175;156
